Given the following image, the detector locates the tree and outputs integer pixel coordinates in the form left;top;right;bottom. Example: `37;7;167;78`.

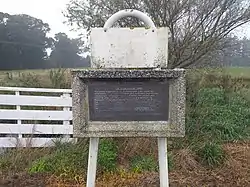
198;36;250;67
65;0;250;68
0;13;52;70
50;32;90;68
222;37;250;66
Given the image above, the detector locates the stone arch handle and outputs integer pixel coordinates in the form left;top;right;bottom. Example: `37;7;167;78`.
103;9;156;31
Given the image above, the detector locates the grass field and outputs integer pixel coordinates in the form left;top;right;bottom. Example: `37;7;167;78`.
0;66;249;78
224;67;250;77
0;66;249;87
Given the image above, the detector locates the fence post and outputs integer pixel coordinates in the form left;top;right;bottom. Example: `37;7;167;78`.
62;93;71;140
15;91;22;147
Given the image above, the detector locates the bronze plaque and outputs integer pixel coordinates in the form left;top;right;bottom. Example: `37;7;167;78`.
88;78;169;121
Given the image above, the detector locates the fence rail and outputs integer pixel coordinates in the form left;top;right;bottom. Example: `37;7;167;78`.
0;86;73;148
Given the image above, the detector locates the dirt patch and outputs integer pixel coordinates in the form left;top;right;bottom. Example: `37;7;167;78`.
0;142;249;187
0;173;47;187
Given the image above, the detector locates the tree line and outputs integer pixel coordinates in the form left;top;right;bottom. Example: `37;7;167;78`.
0;12;90;70
223;37;250;67
1;0;250;70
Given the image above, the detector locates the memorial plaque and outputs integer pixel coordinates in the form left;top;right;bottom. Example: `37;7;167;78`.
88;78;169;121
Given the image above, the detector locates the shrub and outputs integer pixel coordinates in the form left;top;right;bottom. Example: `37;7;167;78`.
27;139;119;177
49;68;70;88
28;156;53;174
28;142;88;178
19;73;42;87
0;157;12;171
98;138;118;172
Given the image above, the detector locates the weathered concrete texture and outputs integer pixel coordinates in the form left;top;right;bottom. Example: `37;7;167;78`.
71;68;186;138
90;28;169;68
71;68;184;78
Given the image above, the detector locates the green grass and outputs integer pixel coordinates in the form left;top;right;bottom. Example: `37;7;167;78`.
225;67;250;78
197;142;226;167
187;67;250;79
27;138;119;177
129;153;174;173
28;141;89;177
98;139;119;172
130;155;158;173
186;87;250;143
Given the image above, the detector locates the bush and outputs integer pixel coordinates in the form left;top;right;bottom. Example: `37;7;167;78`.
19;73;42;87
0;157;12;171
28;156;53;174
27;139;119;177
28;142;88;178
98;138;118;172
197;142;226;167
49;68;70;88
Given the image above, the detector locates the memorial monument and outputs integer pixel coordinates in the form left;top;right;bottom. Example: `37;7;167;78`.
72;9;186;187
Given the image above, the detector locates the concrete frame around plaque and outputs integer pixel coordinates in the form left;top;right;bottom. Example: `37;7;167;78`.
90;9;169;68
72;68;186;138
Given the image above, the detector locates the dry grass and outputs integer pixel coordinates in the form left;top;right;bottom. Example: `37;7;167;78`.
116;138;158;160
0;147;53;174
0;142;249;187
169;141;250;187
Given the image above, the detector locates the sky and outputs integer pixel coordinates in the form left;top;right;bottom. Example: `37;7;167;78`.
0;0;250;39
0;0;80;38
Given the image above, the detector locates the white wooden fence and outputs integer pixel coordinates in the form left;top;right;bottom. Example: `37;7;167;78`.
0;87;73;148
